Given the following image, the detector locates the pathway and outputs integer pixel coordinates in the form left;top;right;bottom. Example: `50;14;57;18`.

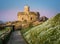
7;31;26;44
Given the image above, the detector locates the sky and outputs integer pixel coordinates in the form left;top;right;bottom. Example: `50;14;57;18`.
0;0;60;22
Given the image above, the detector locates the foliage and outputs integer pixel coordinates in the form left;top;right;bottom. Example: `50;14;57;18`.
0;27;12;44
21;13;60;44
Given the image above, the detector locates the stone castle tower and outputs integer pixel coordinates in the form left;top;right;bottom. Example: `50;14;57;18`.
17;5;40;23
24;6;30;14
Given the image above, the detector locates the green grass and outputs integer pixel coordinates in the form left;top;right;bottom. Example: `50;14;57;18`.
0;27;12;35
21;13;60;44
0;27;13;44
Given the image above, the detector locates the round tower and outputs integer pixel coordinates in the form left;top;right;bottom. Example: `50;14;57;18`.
24;5;30;14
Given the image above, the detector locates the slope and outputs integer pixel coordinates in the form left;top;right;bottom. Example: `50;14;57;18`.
22;13;60;44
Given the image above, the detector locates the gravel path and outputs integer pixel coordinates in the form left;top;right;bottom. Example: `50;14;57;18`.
7;31;26;44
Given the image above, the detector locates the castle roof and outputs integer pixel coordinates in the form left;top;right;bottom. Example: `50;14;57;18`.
17;12;39;16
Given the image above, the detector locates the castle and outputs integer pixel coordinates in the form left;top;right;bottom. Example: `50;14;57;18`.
5;6;48;29
6;6;48;29
17;6;40;23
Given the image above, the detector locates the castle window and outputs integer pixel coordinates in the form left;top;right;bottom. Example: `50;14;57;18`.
22;18;23;20
31;17;32;20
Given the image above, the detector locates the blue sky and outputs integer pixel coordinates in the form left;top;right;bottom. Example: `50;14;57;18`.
0;0;60;22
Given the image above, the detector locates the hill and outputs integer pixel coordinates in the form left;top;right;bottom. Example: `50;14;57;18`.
22;13;60;44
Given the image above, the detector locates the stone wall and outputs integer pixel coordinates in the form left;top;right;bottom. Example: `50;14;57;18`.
17;12;39;23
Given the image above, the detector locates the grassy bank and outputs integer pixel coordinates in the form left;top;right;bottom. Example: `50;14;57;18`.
20;13;60;44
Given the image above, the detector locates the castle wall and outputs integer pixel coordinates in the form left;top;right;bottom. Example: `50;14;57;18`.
18;14;38;23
